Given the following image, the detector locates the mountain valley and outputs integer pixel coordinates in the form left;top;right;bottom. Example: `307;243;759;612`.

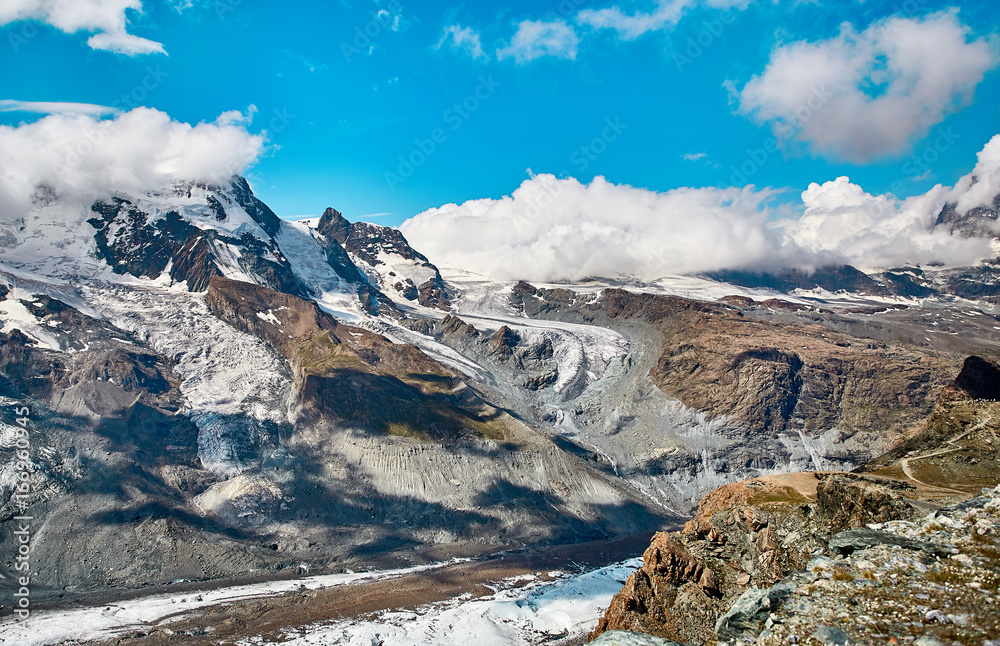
0;176;998;645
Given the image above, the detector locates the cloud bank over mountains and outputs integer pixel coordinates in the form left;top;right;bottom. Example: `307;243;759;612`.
0;107;264;219
403;177;785;281
1;106;997;285
401;135;1000;282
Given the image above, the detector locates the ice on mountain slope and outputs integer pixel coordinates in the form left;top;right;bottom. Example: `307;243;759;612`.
444;278;631;395
202;239;267;287
275;219;368;321
94;189;272;257
130;184;272;240
0;183;276;282
0;201;110;280
81;281;292;475
0;557;642;646
351;246;440;305
424;271;871;512
0;182;333;476
0;287;63;351
462;312;630;395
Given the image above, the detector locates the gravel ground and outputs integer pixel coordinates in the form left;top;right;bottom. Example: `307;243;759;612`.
752;486;1000;646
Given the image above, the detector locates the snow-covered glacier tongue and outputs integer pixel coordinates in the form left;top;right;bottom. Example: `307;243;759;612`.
80;281;294;475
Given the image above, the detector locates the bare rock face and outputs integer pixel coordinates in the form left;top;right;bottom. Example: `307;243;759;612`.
592;470;916;644
630;292;954;439
935;190;1000;239
815;474;916;532
644;532;715;589
417;278;450;310
591;533;722;644
952;355;1000;401
725;348;804;432
491;326;521;360
438;314;480;339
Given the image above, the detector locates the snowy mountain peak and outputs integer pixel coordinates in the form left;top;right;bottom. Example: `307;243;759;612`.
314;207;451;310
0;172;461;322
317;207;351;245
936;189;1000;239
85;177;308;297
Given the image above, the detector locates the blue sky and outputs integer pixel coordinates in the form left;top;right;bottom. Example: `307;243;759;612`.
1;0;999;229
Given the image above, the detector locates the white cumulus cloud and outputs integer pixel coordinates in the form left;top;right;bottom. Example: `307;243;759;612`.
782;177;991;270
0;107;265;220
733;11;998;163
0;0;165;55
947;134;1000;216
436;25;485;60
497;19;579;64
578;0;749;40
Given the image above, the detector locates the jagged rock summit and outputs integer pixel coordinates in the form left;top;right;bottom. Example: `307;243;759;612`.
315;206;451;310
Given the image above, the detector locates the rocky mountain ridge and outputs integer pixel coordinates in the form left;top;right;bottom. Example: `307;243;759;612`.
88;178;307;296
316;207;451;310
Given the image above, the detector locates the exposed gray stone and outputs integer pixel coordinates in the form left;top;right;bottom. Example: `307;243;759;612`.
807;555;834;572
714;581;797;640
812;625;853;645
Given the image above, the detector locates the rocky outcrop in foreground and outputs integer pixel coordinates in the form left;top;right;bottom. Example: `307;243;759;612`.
592;475;1000;645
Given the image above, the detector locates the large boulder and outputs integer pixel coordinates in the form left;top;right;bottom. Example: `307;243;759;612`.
714;581;797;641
828;528;954;557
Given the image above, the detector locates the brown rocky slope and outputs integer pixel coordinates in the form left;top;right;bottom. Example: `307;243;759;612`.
592;471;999;645
206;275;502;441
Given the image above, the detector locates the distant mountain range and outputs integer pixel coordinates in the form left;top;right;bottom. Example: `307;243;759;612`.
1;174;999;601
